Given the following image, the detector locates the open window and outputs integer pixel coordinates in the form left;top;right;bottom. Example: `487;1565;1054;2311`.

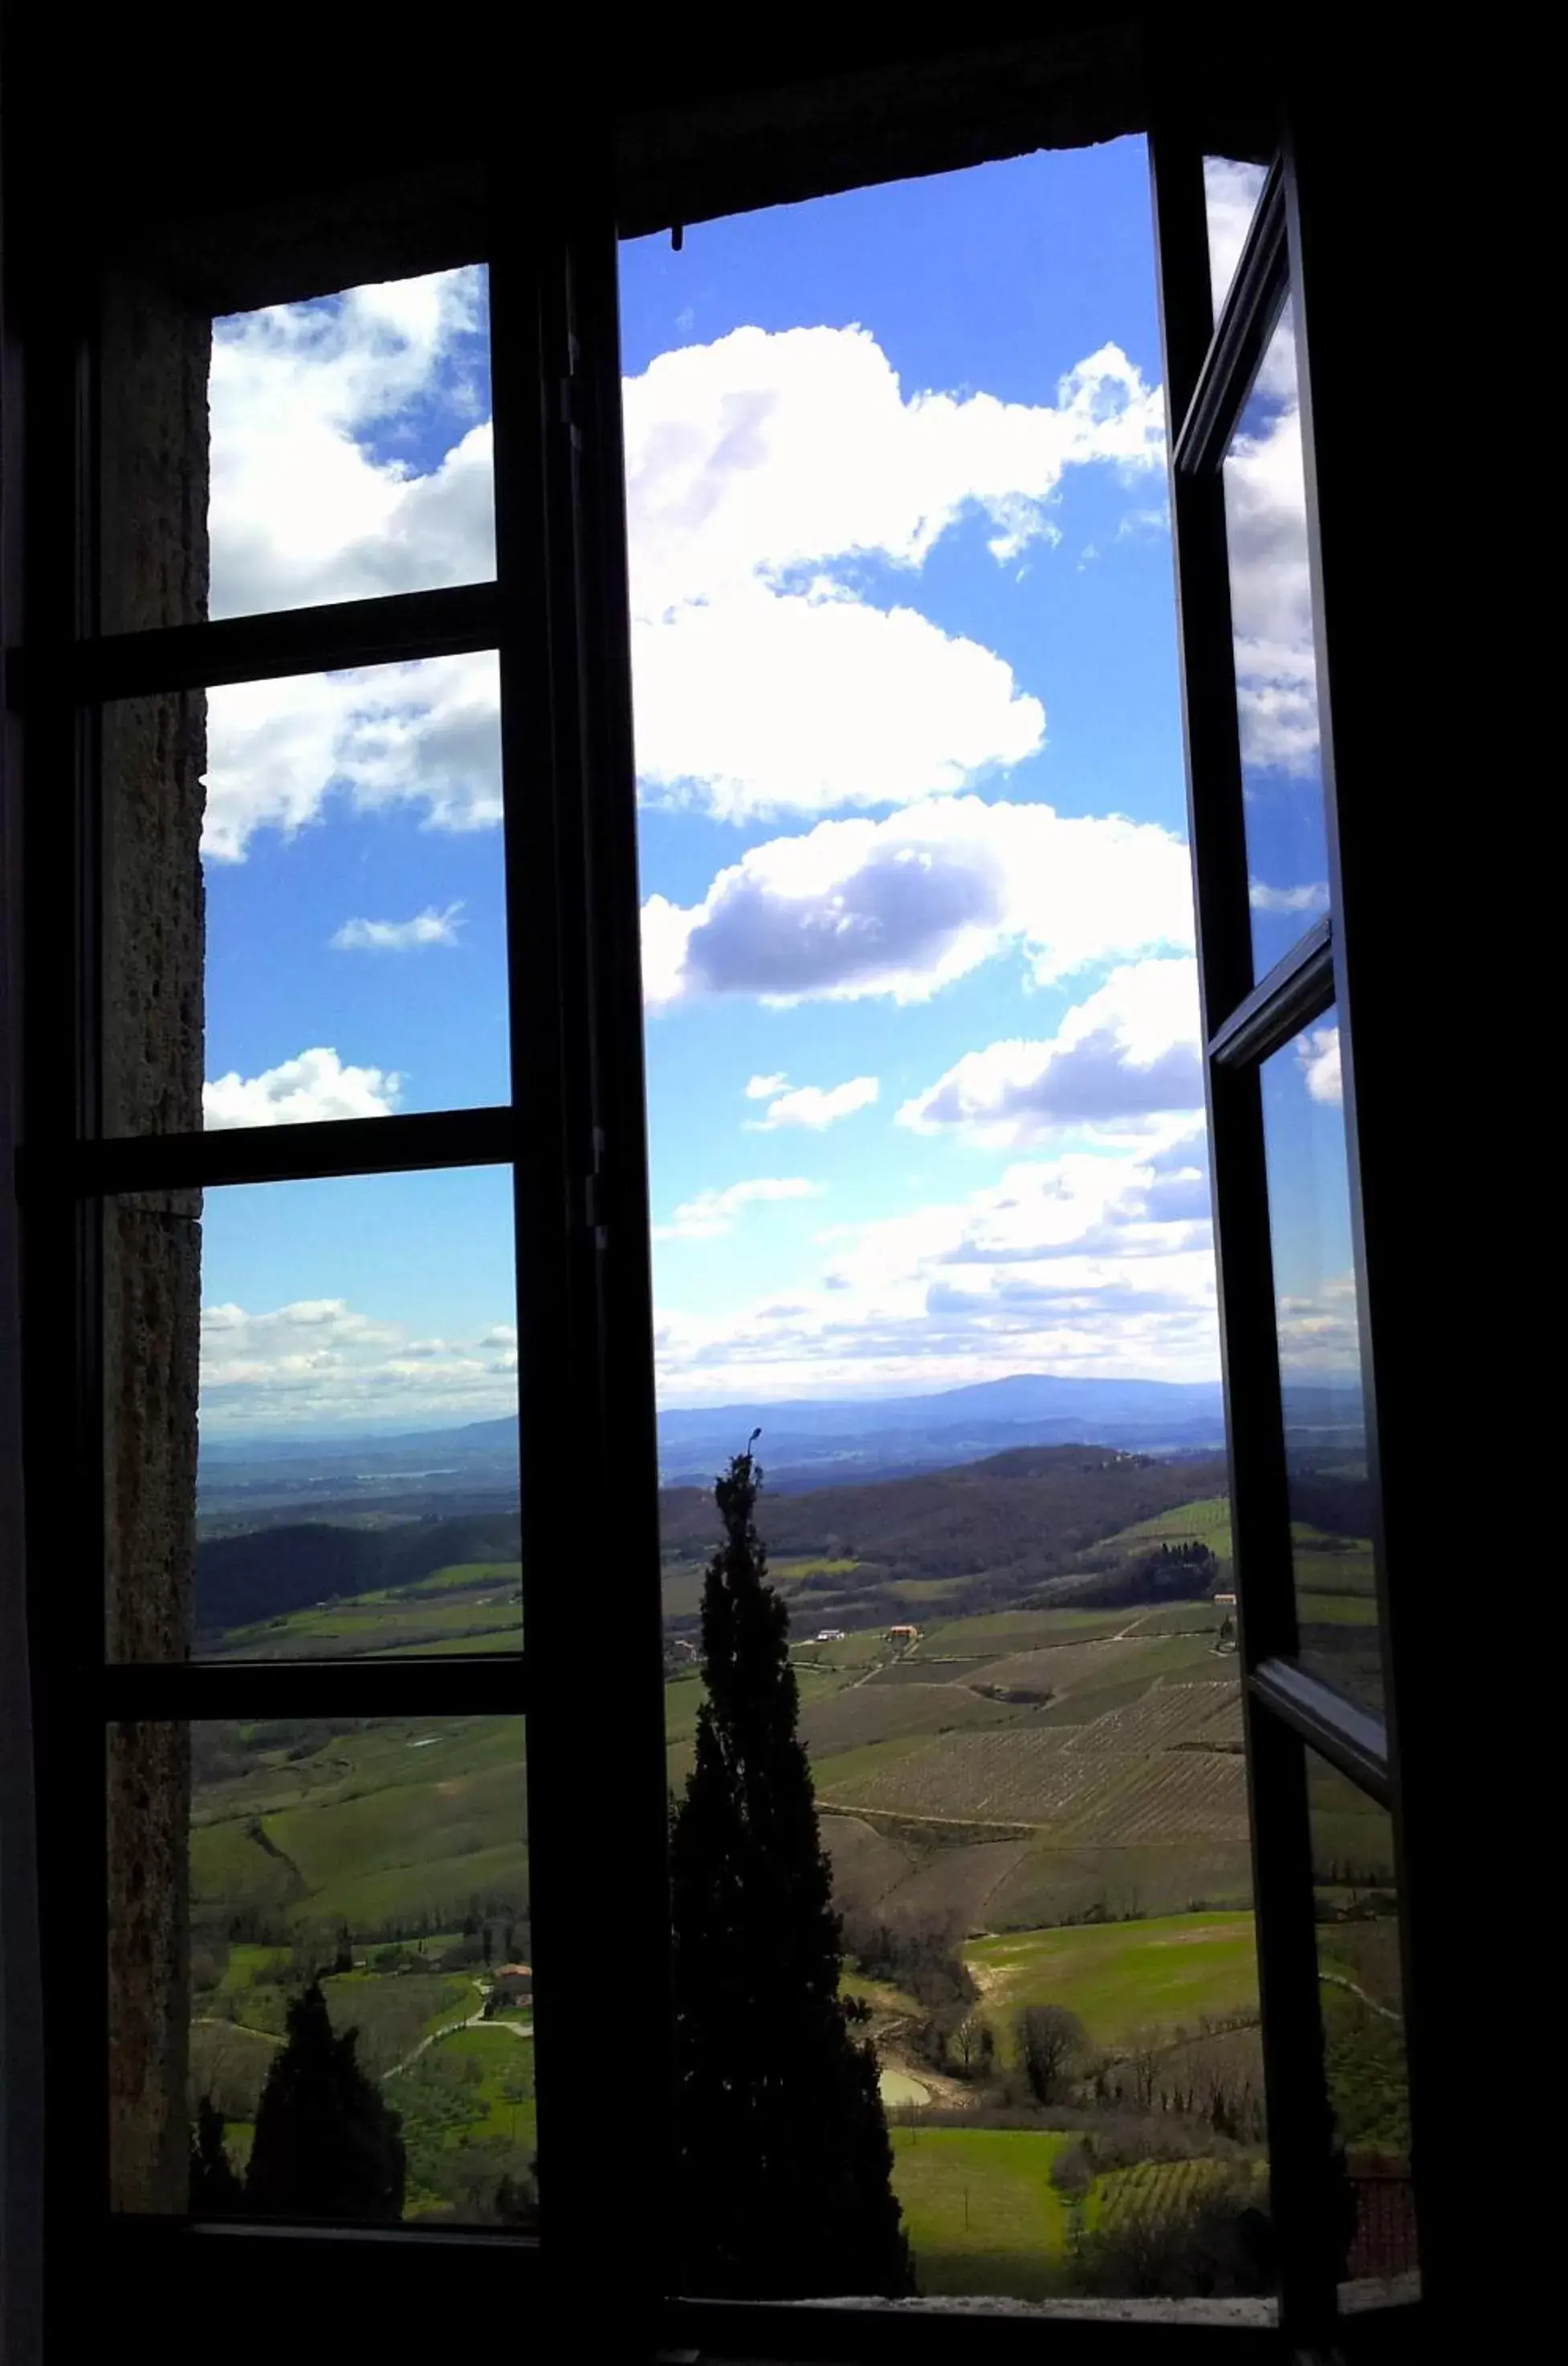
1;32;1440;2364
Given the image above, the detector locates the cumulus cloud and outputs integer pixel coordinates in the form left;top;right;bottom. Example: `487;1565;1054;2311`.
204;651;501;861
210;270;495;620
745;1074;880;1130
899;960;1203;1144
652;1134;1219;1403
632;584;1042;821
1224;301;1321;793
1297;1023;1342;1106
1276;1271;1360;1379
625;325;1163;819
1249;879;1328;916
1203;157;1269;317
625;327;1164;613
332;901;466;951
203;1046;401;1129
642;796;1195;1011
654;1176;825;1242
200;1293;518;1430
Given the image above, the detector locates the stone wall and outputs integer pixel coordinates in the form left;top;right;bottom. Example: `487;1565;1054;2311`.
98;275;210;2213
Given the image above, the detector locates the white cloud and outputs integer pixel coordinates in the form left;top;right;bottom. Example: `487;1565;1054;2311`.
746;1074;880;1130
332;901;466;951
203;651;501;861
744;1072;790;1101
203;1046;401;1130
899;960;1203;1144
652;1131;1220;1402
200;1293;518;1430
624;325;1163;819
1276;1271;1360;1379
1248;879;1328;916
210;270;495;620
642;796;1195;1011
632;584;1042;821
1224;303;1320;786
1297;1023;1342;1106
625;327;1164;614
654;1176;825;1242
1203;157;1269;318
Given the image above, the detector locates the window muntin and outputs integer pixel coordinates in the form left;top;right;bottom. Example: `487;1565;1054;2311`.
1222;301;1331;979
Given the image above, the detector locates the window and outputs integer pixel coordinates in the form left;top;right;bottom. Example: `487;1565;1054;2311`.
2;42;1440;2364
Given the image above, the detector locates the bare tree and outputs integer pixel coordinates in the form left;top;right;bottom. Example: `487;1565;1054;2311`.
1017;2004;1088;2105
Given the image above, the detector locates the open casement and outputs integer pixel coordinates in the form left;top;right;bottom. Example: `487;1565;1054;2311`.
1151;133;1427;2348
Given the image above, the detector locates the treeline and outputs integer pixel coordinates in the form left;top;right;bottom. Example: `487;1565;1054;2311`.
197;1513;521;1634
1073;1540;1220;1611
660;1448;1228;1592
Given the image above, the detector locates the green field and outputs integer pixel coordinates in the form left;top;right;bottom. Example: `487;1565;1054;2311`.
964;1912;1260;2050
890;2126;1079;2299
209;1562;523;1660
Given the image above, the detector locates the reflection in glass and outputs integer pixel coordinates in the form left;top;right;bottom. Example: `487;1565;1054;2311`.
103;654;508;1137
106;1166;521;1659
111;1716;534;2225
1222;301;1330;978
210;269;495;621
1308;1757;1417;2299
1260;1012;1380;1711
1203;157;1269;319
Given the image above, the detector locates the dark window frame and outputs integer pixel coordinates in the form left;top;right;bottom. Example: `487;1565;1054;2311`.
0;80;1432;2366
1151;132;1424;2344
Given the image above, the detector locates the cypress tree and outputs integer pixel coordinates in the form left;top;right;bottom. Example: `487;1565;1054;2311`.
188;2092;245;2213
245;1981;405;2222
670;1441;911;2298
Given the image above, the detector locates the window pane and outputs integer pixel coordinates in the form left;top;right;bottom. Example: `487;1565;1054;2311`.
105;1167;521;1660
1258;1011;1380;1712
1308;1757;1418;2303
625;143;1271;2315
108;1716;534;2225
1223;300;1330;978
97;267;495;635
101;654;507;1138
1203;157;1269;319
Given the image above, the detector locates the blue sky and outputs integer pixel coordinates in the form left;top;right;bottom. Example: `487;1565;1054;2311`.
193;141;1342;1435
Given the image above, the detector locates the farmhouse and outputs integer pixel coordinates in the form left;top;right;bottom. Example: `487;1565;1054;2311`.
885;1624;919;1644
814;1628;846;1643
1212;1591;1237;1607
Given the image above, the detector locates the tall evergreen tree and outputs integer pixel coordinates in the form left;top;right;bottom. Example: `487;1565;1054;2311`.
188;2093;245;2214
670;1442;911;2298
245;1981;405;2222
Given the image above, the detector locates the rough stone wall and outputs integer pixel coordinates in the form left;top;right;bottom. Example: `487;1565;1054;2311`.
98;276;210;2213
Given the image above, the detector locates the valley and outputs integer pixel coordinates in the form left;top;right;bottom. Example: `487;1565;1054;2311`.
187;1418;1398;2295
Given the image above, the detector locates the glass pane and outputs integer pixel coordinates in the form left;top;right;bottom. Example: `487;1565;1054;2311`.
625;142;1271;2314
108;1716;534;2225
1259;1011;1380;1712
1308;1757;1418;2303
1223;300;1330;978
101;654;507;1138
105;1167;521;1660
97;267;495;635
1203;157;1269;319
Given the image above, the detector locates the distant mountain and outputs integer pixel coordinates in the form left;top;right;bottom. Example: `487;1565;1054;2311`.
655;1373;1229;1489
197;1374;1233;1521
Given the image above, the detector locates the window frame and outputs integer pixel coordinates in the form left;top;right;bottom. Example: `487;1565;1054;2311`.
1151;132;1425;2344
0;76;1435;2366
